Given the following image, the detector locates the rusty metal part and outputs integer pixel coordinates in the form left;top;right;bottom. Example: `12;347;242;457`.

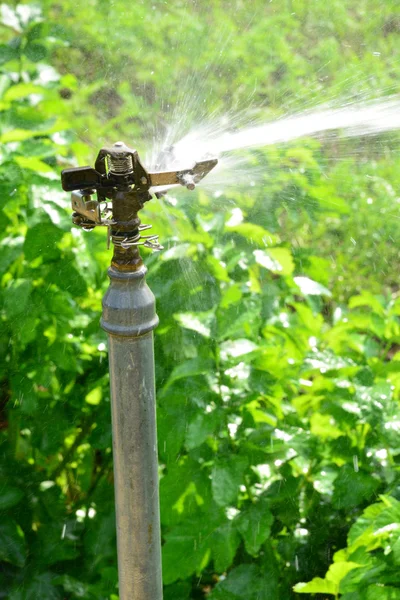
61;141;218;267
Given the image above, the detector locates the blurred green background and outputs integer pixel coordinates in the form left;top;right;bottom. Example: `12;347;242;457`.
1;1;400;598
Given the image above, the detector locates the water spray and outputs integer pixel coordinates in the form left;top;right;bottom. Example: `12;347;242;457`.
61;142;217;600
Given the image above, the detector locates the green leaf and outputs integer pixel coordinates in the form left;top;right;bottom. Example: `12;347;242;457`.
174;311;213;337
51;259;88;297
310;412;343;440
294;561;362;595
217;296;262;341
4;83;45;101
347;498;399;547
391;534;400;565
294;578;337;595
185;412;217;450
220;338;258;360
333;465;380;510
294;276;332;297
165;358;213;389
349;292;385;315
207;255;230;282
0;486;24;510
236;498;273;556
254;247;294;275
162;517;214;584
0;236;23;272
1;129;41;143
160;458;212;527
24;222;63;262
11;375;37;414
305;349;355;372
211;457;248;507
162;532;208;584
4;279;32;318
15;155;54;173
328;562;364;586
24;42;47;62
158;406;187;461
0;44;18;65
210;564;277;600
161;243;195;261
228;223;279;247
219;284;243;309
85;386;103;406
53;575;89;598
0;520;26;567
34;522;80;567
366;585;400;600
212;521;240;572
9;573;62;600
164;581;191;600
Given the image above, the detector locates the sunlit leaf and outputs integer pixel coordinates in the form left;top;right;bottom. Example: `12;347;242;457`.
294;276;332;297
228;223;279;247
254;247;294;275
85;386;102;405
294;578;337;595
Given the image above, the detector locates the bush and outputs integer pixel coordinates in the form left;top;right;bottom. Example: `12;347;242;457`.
1;1;400;598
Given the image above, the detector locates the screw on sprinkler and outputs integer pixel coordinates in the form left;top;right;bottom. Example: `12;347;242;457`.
61;141;218;253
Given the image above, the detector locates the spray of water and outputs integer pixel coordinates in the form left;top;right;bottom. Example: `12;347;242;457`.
147;95;400;193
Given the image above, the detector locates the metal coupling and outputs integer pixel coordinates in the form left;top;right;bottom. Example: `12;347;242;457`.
100;266;159;337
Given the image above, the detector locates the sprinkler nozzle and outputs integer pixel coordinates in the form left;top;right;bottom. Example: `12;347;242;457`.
179;173;196;190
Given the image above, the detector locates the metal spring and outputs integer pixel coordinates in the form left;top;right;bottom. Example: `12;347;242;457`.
107;154;134;175
110;224;163;251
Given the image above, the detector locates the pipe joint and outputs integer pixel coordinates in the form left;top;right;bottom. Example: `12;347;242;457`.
100;266;159;337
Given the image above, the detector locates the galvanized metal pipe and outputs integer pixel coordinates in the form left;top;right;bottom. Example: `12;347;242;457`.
101;265;163;600
61;141;217;600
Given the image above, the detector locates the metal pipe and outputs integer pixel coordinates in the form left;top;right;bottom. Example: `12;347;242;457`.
61;141;217;600
101;266;163;600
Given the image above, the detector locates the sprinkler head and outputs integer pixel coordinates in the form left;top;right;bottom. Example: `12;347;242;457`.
61;141;218;249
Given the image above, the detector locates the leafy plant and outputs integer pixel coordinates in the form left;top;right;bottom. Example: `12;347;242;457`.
295;496;400;599
1;1;400;599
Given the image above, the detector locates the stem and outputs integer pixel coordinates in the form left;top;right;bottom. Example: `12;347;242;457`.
245;476;255;503
50;418;93;480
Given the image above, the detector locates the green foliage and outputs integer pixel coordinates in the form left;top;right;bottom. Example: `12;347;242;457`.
295;496;400;598
1;1;400;599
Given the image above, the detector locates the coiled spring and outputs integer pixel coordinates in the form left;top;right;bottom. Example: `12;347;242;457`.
107;154;134;175
109;224;162;251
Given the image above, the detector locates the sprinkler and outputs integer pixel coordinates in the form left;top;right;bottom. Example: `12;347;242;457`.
61;142;217;600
